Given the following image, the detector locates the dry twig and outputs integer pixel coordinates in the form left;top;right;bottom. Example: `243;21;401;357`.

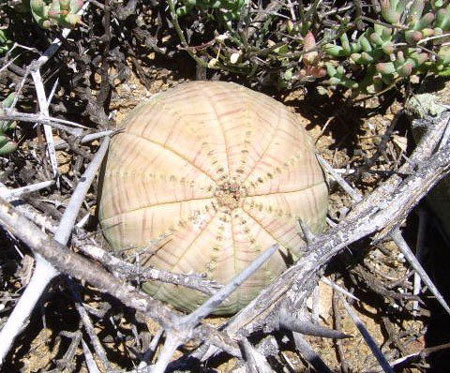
0;137;109;365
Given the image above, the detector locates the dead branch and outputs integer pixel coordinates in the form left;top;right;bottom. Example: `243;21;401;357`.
78;243;222;295
338;293;394;373
293;332;333;373
0;138;110;364
0;195;178;325
199;114;450;359
0;194;243;361
2;113;446;369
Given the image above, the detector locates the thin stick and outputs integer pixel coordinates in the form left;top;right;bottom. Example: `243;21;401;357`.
241;338;273;373
293;332;333;373
332;288;350;373
0;180;54;201
151;332;181;373
81;339;101;373
70;282;111;371
413;209;427;313
150;244;279;371
166;0;209;68
79;243;221;295
79;130;115;143
181;244;279;327
0;112;87;130
338;294;394;373
389;342;450;367
55;137;110;244
418;32;450;45
317;155;363;202
321;277;359;301
391;228;450;315
31;68;59;178
278;308;350;339
0;255;57;365
139;328;163;367
0;55;21;74
53;130;116;150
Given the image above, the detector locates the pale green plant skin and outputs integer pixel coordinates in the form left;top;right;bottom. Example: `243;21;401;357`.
323;0;450;94
30;0;84;29
0;94;18;155
0;29;13;56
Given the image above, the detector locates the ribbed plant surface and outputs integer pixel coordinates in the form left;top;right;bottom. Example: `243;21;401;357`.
99;81;328;314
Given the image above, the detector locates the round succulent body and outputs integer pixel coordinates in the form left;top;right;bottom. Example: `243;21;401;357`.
98;81;328;314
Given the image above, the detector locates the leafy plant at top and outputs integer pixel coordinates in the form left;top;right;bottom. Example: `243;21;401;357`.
324;0;450;95
166;0;450;94
30;0;84;29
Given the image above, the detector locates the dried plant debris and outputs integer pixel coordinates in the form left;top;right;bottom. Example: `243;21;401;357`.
0;1;449;372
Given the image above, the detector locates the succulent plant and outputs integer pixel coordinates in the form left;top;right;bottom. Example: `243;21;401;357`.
322;0;450;94
300;31;327;79
0;93;18;155
380;0;407;25
30;0;84;29
98;81;328;314
166;0;450;92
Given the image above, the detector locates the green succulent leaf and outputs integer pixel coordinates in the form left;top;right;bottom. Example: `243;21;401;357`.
0;136;17;155
340;33;351;54
414;13;435;31
323;43;346;57
376;62;396;75
381;0;407;24
407;0;425;25
0;29;13;55
325;62;337;77
358;35;373;53
435;8;450;30
437;67;450;76
438;46;450;65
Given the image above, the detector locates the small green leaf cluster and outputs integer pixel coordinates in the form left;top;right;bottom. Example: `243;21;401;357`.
0;94;18;155
324;0;450;94
0;29;13;56
30;0;84;29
